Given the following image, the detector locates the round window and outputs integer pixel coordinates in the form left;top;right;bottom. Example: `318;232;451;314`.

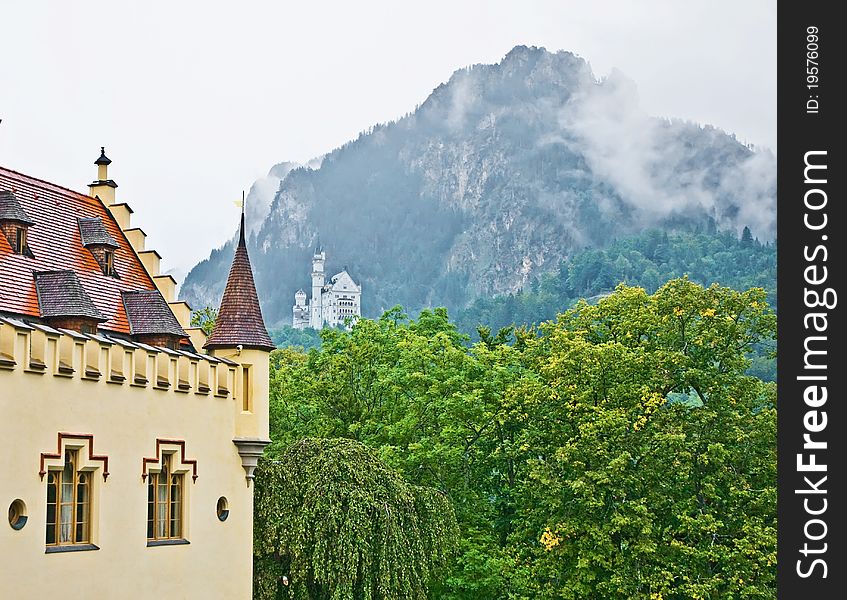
216;497;229;522
8;499;27;530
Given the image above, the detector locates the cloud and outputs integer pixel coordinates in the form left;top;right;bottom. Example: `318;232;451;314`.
559;67;776;238
446;70;479;131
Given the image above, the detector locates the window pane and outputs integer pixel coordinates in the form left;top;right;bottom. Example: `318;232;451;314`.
77;477;88;503
157;489;167;539
76;518;89;543
170;475;183;538
76;476;89;543
59;503;73;543
61;460;74;500
242;367;250;411
147;476;155;539
46;473;57;545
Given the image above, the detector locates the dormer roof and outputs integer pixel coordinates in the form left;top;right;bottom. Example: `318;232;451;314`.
0;189;35;225
122;290;187;338
33;269;106;322
78;217;119;248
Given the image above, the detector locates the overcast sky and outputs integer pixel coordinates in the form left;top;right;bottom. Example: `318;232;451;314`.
0;1;776;278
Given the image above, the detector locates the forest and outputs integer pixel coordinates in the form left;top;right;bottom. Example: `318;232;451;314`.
252;278;777;599
267;228;777;381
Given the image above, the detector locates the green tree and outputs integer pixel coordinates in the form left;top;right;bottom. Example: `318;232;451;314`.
190;305;218;336
269;325;323;350
510;279;776;598
253;438;458;600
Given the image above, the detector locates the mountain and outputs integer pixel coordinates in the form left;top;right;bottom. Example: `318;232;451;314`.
180;45;776;326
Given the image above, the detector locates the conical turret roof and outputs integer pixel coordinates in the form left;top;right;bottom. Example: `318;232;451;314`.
204;214;275;351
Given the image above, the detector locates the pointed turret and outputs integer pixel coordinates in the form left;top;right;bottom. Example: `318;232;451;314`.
204;213;274;351
205;211;273;482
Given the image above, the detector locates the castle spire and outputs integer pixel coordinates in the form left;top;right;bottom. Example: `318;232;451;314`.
204;212;274;351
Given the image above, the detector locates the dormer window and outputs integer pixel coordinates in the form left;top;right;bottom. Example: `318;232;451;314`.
78;217;120;277
15;226;28;254
103;249;116;276
0;189;35;257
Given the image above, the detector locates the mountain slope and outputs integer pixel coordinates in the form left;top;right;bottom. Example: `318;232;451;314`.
181;45;775;325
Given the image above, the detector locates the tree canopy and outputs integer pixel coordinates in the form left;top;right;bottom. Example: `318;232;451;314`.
254;438;458;600
262;279;776;598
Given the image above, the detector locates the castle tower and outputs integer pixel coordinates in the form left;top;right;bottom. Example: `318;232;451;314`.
294;288;307;306
204;212;275;480
310;244;326;328
292;289;309;329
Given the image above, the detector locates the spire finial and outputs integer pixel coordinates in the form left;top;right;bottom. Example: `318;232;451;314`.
238;212;246;247
94;146;112;166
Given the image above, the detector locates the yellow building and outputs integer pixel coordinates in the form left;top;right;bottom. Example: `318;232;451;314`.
0;149;274;598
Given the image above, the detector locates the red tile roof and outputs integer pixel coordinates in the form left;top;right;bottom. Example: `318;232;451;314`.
0;165;159;334
204;214;274;351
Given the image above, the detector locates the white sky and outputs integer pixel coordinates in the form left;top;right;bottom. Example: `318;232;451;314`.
0;0;776;277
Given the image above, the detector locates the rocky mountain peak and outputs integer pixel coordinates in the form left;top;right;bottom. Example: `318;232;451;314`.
181;46;775;327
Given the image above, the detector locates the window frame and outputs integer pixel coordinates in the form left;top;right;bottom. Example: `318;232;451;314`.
45;449;92;548
241;365;251;412
13;226;32;257
147;453;185;543
103;249;116;276
15;227;26;253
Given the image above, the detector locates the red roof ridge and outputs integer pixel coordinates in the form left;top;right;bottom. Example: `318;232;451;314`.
0;165;102;205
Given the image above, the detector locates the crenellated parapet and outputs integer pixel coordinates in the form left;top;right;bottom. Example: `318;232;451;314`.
0;316;242;401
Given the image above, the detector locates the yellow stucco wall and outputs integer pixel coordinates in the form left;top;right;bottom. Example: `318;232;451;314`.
0;319;269;599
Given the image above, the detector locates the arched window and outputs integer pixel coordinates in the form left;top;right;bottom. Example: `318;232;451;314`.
46;449;91;546
147;453;184;541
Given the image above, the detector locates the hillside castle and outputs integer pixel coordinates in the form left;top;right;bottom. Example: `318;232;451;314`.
0;149;273;598
292;248;361;329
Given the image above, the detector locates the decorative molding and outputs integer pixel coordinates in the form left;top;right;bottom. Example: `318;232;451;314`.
142;438;198;483
39;432;110;481
232;438;271;484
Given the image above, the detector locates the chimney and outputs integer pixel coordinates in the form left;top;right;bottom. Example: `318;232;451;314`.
88;147;118;205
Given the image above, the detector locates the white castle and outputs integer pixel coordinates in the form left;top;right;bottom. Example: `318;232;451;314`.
292;246;361;329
